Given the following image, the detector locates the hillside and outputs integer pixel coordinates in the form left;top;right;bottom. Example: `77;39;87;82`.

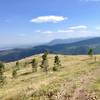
47;37;92;45
0;54;100;100
0;37;100;62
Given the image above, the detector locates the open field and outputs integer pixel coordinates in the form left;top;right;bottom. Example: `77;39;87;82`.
0;54;100;100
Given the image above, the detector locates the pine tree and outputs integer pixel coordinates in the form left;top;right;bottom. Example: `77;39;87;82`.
15;61;20;70
0;62;5;87
43;59;49;74
40;51;49;74
53;55;61;71
12;61;19;78
31;58;38;72
88;48;93;58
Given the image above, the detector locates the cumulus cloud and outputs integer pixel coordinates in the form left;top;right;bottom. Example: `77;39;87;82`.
69;25;87;30
30;16;68;23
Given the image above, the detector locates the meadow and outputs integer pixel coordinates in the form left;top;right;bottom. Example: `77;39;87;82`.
0;54;100;100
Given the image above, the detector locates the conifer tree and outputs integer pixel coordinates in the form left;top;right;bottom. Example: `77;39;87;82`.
15;61;20;70
12;69;17;78
88;48;93;58
43;59;49;74
0;62;5;86
12;61;19;78
40;51;49;74
31;58;38;72
53;55;61;71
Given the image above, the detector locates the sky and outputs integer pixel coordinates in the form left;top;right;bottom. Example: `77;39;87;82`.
0;0;100;48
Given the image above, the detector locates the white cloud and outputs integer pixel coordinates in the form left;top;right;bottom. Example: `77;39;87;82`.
42;31;53;34
34;25;88;35
35;25;100;40
35;29;74;34
35;30;53;34
34;25;100;40
96;26;100;30
69;25;87;30
30;15;68;23
57;30;74;33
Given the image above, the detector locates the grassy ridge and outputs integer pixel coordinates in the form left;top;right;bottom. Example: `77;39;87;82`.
0;54;100;100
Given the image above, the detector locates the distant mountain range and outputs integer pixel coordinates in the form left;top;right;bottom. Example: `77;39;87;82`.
0;37;100;62
47;37;92;45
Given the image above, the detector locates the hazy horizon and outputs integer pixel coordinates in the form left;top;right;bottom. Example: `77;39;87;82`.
0;36;97;50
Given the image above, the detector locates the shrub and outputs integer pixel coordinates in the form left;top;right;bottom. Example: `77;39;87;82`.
31;58;38;72
53;55;61;71
0;62;5;87
12;61;19;78
88;48;93;58
15;61;20;70
40;51;49;74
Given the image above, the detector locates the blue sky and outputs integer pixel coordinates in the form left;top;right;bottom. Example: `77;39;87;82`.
0;0;100;47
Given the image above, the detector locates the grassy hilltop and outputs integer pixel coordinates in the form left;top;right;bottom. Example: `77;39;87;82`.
0;54;100;100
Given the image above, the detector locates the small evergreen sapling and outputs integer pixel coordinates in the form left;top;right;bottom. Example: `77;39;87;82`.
53;55;61;71
40;51;49;73
12;61;20;78
43;59;49;73
31;58;38;72
88;48;93;58
0;62;5;86
16;61;20;70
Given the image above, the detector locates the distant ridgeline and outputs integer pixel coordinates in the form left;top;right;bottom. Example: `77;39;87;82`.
0;37;100;62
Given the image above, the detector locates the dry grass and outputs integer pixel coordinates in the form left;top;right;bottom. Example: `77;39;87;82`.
0;54;100;100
